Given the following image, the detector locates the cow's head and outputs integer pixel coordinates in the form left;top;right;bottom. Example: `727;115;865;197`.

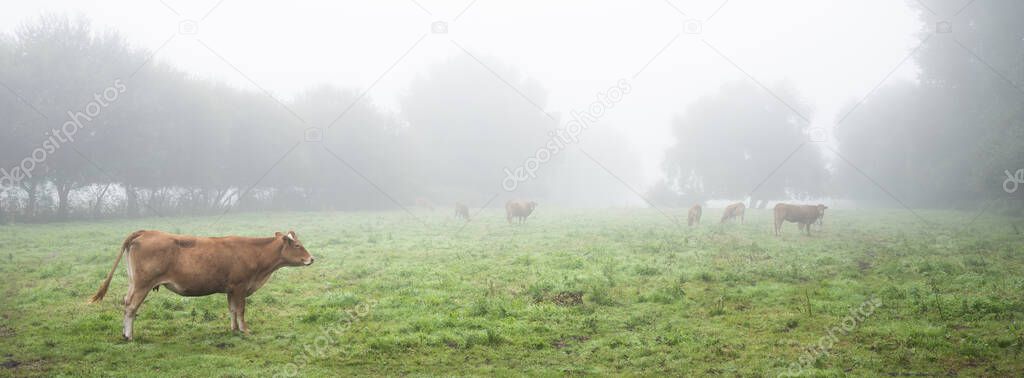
816;204;829;217
277;231;314;266
528;201;538;212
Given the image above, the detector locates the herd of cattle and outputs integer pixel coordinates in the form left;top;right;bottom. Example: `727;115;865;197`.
687;202;829;236
499;199;827;237
461;199;827;235
88;200;827;340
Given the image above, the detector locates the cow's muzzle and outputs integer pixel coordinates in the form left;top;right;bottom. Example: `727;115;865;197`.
304;258;315;266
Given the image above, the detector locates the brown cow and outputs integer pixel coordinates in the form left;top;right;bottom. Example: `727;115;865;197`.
455;202;470;221
687;204;702;226
89;230;314;340
505;200;537;224
773;203;827;236
720;202;746;224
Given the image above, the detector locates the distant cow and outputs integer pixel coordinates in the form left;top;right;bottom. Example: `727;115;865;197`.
455;202;470;221
505;200;537;224
89;230;314;340
687;204;702;226
720;202;746;224
773;203;828;236
415;197;435;211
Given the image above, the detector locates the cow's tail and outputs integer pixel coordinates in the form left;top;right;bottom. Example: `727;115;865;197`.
89;230;145;303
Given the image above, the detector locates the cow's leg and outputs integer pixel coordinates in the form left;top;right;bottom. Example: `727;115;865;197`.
122;249;135;306
123;286;134;307
228;293;239;332
228;291;247;332
123;282;153;340
226;290;250;334
236;296;249;334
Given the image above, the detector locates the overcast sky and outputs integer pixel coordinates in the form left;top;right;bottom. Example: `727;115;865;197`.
1;0;923;187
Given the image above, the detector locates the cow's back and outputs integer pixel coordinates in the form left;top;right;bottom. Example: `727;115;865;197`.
129;231;184;274
723;203;743;218
775;204;815;222
129;232;251;296
506;201;525;216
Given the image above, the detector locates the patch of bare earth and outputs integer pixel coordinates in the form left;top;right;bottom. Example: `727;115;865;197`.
552;291;583;306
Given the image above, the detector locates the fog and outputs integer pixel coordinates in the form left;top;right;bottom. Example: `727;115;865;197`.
1;0;1021;220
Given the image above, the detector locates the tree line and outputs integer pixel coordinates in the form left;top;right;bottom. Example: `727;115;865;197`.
2;1;1022;223
0;14;641;222
652;0;1023;212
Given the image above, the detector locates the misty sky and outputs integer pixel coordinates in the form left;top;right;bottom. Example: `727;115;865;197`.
1;0;923;187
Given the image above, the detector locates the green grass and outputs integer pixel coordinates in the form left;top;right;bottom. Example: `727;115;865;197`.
1;208;1023;376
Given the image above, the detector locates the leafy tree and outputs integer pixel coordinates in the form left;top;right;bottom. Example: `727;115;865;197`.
3;14;144;218
661;81;826;207
284;85;408;210
836;0;1024;207
401;54;557;203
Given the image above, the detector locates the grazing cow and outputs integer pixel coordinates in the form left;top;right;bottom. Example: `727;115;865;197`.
415;197;435;211
455;202;470;221
720;202;746;224
773;203;828;236
505;200;537;224
687;204;702;226
89;230;314;340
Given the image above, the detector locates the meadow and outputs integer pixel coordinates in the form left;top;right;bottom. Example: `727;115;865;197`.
0;207;1022;377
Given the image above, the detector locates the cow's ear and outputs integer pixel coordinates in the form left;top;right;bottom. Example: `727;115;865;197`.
286;231;297;241
275;232;283;238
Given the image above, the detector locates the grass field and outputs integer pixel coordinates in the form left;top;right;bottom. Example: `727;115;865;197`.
1;207;1023;376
